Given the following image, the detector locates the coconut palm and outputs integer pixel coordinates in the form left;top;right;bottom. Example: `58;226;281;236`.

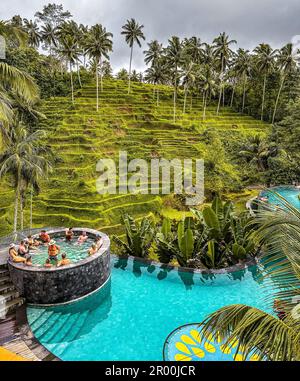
23;19;41;48
183;36;204;64
121;18;145;94
0;123;48;234
144;60;168;106
234;48;252;113
200;197;300;361
198;65;217;120
144;40;163;66
213;32;237;114
58;35;80;104
239;135;273;172
0;63;39;125
181;62;196;114
84;24;113;111
165;36;183;122
254;44;277;121
0;19;27;46
40;22;57;56
272;43;297;124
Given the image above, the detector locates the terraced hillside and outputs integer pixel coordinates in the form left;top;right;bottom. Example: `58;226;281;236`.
0;79;270;237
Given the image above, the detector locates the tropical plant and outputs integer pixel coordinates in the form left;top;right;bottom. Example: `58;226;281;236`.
23;19;41;48
272;43;297;123
58;35;80;103
199;196;300;361
0;62;39;125
233;48;252;113
144;59;168;106
84;24;113;110
253;43;276;120
121;18;145;94
213;32;236;114
144;40;163;66
112;214;154;258
0;123;49;234
165;36;183;122
155;217;197;267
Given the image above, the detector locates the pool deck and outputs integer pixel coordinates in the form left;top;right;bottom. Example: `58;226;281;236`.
0;304;59;361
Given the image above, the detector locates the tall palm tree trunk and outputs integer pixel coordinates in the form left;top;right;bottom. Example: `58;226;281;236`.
99;57;103;92
261;74;267;121
203;92;207;121
183;84;188;114
156;87;159;107
30;187;33;232
128;44;133;94
13;188;19;236
230;84;235;107
70;62;74;104
272;75;285;124
96;59;99;111
216;59;224;115
76;61;82;88
173;66;177;123
20;193;24;231
242;74;247;113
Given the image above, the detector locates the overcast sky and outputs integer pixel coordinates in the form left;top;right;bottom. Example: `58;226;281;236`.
1;0;300;71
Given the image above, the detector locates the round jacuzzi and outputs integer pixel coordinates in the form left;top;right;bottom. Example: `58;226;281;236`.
8;228;111;305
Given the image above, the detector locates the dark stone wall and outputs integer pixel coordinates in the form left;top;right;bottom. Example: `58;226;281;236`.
8;229;111;304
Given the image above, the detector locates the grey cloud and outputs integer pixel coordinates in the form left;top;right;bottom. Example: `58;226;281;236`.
1;0;300;72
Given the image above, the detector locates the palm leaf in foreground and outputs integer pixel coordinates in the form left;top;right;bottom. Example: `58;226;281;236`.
199;195;300;361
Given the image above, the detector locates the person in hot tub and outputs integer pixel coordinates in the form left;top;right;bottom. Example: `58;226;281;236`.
88;243;98;256
57;253;71;267
78;231;88;244
8;244;26;263
95;235;103;249
48;239;60;263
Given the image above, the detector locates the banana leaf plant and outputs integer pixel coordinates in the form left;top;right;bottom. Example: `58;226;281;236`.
155;217;199;267
112;213;154;258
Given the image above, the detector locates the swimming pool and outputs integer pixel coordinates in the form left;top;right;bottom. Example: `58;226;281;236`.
27;256;276;361
260;186;300;210
30;236;94;265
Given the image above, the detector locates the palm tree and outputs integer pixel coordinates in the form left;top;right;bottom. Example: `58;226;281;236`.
200;198;300;361
181;62;196;114
144;60;168;106
0;123;48;234
121;18;145;94
183;36;204;64
239;135;271;171
0;21;38;125
234;48;252;113
23;19;41;48
213;32;237;114
254;44;277;121
40;22;57;56
84;24;113;111
198;65;217;120
0;63;38;125
272;43;297;124
144;40;163;66
58;35;80;104
166;36;183;122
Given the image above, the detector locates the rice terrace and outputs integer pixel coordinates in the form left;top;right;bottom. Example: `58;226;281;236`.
0;0;299;368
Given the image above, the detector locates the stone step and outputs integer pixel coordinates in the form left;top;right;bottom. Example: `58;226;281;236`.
0;283;15;294
0;276;11;286
0;269;9;277
0;298;25;320
0;290;20;305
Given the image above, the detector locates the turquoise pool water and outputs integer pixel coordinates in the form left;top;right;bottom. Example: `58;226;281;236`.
30;236;94;265
27;256;276;361
260;186;300;210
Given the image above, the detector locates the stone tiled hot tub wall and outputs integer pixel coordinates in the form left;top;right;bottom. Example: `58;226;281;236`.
8;228;111;304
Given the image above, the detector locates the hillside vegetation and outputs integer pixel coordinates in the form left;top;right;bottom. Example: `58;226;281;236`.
0;79;270;237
